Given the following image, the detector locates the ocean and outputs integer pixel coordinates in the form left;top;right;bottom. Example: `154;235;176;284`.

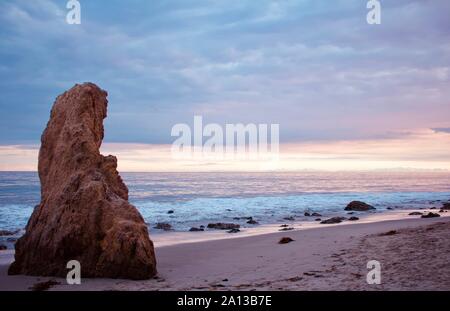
0;171;449;233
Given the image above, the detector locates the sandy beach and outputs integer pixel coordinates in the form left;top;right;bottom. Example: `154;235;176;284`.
1;211;449;291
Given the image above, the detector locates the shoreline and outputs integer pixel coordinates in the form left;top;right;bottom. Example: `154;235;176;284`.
151;208;445;246
1;211;449;291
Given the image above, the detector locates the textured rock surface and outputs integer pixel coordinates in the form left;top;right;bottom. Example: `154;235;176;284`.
421;212;440;218
278;237;294;244
344;201;376;211
320;217;346;224
207;223;240;230
9;83;157;279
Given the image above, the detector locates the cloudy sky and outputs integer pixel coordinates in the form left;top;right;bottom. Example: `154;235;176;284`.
0;0;449;171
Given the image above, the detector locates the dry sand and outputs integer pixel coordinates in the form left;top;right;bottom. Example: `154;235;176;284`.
0;211;449;291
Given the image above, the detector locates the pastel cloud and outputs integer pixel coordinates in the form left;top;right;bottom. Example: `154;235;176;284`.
0;0;449;171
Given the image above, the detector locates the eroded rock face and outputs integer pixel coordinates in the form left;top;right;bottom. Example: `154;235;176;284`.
9;83;157;279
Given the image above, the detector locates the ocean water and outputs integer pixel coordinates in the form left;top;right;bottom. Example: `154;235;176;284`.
0;171;449;233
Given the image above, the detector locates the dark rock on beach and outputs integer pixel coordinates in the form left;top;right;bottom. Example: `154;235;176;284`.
348;216;359;221
315;218;321;221
154;223;173;231
246;219;259;225
344;201;375;211
421;212;440;218
0;244;7;250
227;228;241;233
8;83;157;280
279;237;294;244
442;202;450;210
320;217;346;224
304;211;322;217
408;212;423;216
207;223;240;230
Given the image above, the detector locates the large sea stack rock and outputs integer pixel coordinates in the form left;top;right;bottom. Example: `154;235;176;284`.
9;83;157;279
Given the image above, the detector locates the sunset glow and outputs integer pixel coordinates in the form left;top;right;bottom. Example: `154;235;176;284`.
2;128;448;172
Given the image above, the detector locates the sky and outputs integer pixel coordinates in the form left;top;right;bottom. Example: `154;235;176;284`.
0;0;449;171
